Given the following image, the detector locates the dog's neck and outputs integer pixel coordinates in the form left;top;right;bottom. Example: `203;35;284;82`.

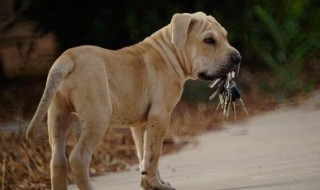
142;26;194;82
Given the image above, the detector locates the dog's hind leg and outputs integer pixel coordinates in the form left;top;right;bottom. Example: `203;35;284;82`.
68;74;112;190
69;116;110;190
48;95;72;190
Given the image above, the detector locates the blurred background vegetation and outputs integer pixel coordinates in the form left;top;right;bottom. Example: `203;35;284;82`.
1;1;320;188
0;0;319;100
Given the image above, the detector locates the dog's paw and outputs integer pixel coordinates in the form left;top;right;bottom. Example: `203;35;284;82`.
141;185;176;190
140;175;176;190
160;179;172;187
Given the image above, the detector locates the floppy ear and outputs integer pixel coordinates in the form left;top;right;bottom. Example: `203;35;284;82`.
194;11;207;17
171;13;192;49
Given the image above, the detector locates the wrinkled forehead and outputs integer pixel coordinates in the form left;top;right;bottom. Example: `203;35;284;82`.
194;14;228;37
207;16;228;36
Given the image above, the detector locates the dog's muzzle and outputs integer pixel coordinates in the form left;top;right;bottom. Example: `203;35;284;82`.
229;51;242;66
229;51;241;75
198;51;242;81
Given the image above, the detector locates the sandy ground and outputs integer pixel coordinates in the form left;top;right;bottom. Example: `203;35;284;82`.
70;91;320;190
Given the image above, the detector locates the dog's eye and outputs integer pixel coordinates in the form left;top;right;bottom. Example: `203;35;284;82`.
203;37;215;45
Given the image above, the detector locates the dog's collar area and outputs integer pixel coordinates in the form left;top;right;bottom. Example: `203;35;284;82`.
143;37;187;80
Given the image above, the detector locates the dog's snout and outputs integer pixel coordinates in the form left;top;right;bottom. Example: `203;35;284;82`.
230;51;242;65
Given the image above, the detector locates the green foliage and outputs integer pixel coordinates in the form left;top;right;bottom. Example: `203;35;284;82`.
244;0;320;97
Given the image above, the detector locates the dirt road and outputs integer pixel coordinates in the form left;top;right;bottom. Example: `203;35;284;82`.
70;91;320;190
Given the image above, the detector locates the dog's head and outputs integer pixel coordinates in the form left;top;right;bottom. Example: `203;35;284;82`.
171;12;241;81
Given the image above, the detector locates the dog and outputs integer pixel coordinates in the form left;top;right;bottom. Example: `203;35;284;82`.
26;12;241;190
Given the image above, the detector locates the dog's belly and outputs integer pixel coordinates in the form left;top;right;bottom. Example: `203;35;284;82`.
109;112;147;128
110;98;150;127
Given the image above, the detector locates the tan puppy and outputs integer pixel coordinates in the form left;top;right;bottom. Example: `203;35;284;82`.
26;12;241;190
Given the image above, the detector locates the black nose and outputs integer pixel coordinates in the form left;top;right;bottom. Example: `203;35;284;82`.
230;52;242;65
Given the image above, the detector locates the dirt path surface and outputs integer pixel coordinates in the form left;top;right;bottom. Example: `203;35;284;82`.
70;91;320;190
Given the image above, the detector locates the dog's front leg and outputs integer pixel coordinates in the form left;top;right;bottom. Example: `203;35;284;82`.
140;108;176;190
131;126;146;172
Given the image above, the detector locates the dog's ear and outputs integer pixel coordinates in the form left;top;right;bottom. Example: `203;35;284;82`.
171;13;193;49
193;12;207;17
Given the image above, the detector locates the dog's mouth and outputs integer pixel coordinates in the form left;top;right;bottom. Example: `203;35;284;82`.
198;65;239;82
198;72;217;81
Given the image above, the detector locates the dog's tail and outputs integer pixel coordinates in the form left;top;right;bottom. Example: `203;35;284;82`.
26;55;75;140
